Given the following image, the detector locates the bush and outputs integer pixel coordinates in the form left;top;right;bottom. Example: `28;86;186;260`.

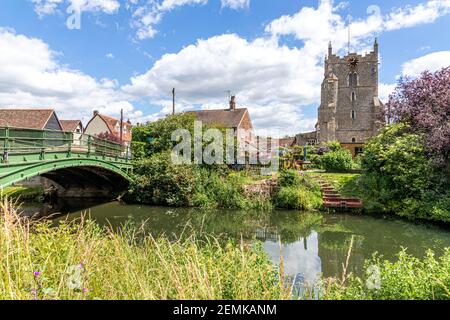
321;149;354;171
278;169;302;187
319;249;450;300
126;151;197;206
275;186;321;211
361;123;450;222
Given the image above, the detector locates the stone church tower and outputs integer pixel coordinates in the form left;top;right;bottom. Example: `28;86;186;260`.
316;39;384;156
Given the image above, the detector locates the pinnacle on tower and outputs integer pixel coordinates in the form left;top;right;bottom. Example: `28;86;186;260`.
374;37;378;54
328;41;332;56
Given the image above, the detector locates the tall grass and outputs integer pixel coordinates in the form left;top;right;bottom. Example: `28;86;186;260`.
0;197;289;300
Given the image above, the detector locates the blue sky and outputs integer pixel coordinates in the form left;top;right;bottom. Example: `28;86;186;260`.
0;0;449;136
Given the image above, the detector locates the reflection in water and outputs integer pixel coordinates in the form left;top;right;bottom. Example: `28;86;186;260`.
27;201;450;281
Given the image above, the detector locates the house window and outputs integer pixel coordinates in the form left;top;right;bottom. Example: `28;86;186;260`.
355;147;364;155
351;110;356;120
352;137;356;143
348;72;358;87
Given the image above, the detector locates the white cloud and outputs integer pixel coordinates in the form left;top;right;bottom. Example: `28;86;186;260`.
0;28;134;123
221;0;249;10
128;0;208;40
266;0;450;57
401;51;450;77
106;52;115;59
31;0;120;16
14;1;450;136
122;33;321;136
123;0;450;136
378;83;396;103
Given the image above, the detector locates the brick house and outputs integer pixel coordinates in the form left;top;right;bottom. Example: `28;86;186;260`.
0;109;63;130
84;111;132;147
188;96;256;152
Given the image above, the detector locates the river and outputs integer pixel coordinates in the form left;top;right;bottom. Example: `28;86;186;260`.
21;199;450;289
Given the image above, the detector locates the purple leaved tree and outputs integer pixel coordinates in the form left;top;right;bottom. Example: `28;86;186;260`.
386;66;450;168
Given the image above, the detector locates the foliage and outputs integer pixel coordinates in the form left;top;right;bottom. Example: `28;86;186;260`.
126;151;197;207
274;186;322;211
319;249;450;300
274;171;322;210
310;173;362;198
361;123;449;221
132;113;197;159
320;149;354;172
386;67;450;170
0;198;288;300
278;169;303;187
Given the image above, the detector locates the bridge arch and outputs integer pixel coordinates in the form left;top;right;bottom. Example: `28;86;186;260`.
1;158;133;198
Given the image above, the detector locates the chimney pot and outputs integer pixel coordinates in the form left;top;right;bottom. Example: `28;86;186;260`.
229;96;236;110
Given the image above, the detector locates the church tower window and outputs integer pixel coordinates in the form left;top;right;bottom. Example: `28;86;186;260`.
351;91;356;101
351;110;356;120
348;72;358;87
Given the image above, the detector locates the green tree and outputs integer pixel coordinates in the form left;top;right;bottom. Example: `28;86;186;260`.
361;123;449;222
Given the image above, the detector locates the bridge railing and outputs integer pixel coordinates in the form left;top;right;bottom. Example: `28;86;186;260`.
0;126;131;162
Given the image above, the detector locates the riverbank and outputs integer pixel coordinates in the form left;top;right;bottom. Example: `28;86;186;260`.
3;196;450;300
1;186;43;202
0;197;288;300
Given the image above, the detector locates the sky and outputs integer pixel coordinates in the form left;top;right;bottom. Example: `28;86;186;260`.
0;0;449;137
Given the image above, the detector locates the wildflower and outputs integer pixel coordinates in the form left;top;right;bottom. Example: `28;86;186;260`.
33;271;41;277
82;288;88;293
78;263;85;269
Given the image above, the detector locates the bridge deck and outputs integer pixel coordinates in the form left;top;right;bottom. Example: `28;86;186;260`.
0;126;133;188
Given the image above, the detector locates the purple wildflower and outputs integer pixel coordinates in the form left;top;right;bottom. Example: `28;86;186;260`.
33;271;41;277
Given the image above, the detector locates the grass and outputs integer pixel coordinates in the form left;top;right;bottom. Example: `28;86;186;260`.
307;172;362;198
316;249;450;300
0;197;289;300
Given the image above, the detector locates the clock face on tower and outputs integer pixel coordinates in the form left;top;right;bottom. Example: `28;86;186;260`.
347;55;359;69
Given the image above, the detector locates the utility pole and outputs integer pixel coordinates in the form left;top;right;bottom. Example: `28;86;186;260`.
172;88;175;115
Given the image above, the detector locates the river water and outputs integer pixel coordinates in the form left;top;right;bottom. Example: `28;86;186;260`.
21;200;450;287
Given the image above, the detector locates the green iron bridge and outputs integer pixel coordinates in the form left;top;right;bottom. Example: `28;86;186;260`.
0;126;133;198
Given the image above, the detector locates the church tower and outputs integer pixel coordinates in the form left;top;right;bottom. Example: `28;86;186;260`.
316;39;384;156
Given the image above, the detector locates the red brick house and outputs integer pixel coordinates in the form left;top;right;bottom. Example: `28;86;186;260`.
187;96;256;151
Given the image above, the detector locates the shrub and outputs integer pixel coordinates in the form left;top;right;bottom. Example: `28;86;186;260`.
361;123;449;222
278;169;302;187
319;249;450;300
275;186;321;211
126;151;197;206
321;149;354;171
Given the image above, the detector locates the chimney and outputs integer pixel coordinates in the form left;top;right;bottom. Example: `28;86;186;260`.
93;110;99;116
229;96;236;110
